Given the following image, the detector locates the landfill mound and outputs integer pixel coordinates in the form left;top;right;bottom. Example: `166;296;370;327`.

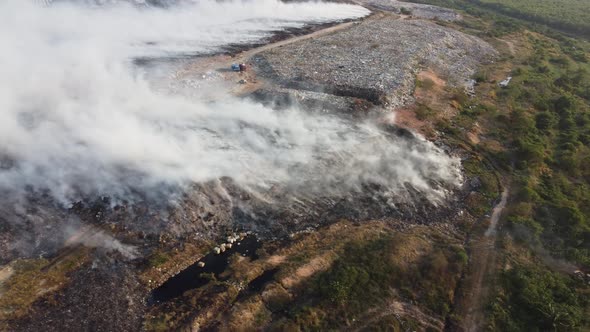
0;5;499;332
253;15;496;109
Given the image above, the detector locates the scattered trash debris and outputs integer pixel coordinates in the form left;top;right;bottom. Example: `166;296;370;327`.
574;270;590;284
253;17;497;108
499;76;512;88
465;78;477;96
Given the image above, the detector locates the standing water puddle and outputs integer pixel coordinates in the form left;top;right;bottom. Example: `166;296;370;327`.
235;267;280;301
148;235;261;304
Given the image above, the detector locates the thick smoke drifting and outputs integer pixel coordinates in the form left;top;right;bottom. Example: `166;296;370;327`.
0;0;460;209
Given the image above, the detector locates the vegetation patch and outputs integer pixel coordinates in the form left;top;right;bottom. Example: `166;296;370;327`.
263;229;467;330
488;263;589;331
406;2;590;329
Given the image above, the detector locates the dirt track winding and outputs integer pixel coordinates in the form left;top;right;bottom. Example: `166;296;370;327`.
457;188;508;332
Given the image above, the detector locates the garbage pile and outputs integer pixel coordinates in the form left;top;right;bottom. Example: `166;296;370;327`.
253;16;496;109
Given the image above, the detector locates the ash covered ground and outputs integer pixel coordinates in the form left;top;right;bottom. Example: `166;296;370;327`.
0;1;497;331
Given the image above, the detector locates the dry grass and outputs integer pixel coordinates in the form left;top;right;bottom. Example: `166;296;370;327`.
395;69;457;139
0;249;89;323
280;254;335;289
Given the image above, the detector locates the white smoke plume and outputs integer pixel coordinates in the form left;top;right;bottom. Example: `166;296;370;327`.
64;224;139;259
0;0;461;209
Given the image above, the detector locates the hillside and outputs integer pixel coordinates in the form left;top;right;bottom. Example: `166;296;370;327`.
1;0;589;331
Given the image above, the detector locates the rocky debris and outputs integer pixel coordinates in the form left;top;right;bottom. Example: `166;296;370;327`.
574;270;590;285
362;0;462;21
465;78;477;96
253;15;497;109
470;176;482;190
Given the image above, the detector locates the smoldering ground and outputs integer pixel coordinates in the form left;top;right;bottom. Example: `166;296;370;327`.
0;0;463;258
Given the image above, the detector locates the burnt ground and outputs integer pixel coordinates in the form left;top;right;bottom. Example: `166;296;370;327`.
8;259;145;332
0;4;501;332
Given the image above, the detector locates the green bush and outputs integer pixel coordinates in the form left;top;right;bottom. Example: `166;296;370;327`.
489;266;586;332
415;103;435;120
535;111;557;131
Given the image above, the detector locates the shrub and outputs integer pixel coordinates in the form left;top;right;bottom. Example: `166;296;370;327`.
489;266;585;332
415;104;435;120
535;111;557;130
400;7;412;15
474;70;489;83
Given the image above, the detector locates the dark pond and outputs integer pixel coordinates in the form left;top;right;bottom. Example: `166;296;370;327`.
148;235;262;304
235;267;280;301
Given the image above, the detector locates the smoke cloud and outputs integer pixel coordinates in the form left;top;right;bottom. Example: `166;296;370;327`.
0;0;461;211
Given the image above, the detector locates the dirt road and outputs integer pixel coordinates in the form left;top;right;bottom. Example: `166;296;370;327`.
173;19;361;96
235;20;359;63
454;188;508;332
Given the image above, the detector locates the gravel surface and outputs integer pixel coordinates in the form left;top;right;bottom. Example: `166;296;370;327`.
253;15;497;109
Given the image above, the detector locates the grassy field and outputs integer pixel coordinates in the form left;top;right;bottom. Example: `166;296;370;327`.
404;0;590;328
476;0;590;35
410;0;590;37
